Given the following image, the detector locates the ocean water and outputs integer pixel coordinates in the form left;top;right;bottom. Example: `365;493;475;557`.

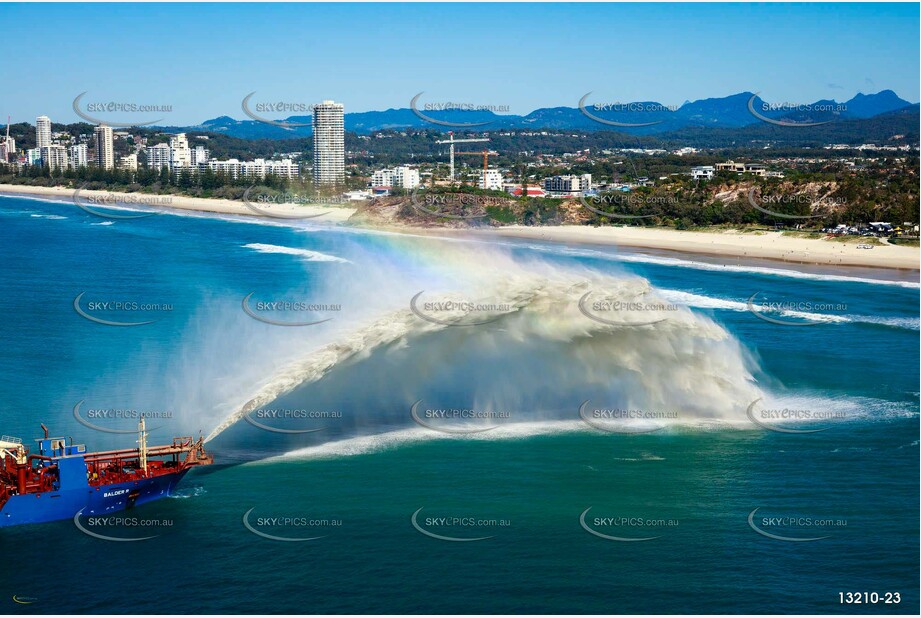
0;195;917;614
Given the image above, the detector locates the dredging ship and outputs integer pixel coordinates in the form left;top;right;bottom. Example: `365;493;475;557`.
0;420;212;527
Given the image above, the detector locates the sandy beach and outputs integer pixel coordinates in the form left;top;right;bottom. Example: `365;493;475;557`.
478;225;921;270
0;183;357;223
2;184;918;270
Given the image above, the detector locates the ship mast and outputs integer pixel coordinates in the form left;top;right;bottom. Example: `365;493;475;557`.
138;417;148;474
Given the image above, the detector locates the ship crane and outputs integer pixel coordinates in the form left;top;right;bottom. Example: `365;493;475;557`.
435;131;489;182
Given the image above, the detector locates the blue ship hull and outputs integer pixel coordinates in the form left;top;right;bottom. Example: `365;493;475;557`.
0;469;189;527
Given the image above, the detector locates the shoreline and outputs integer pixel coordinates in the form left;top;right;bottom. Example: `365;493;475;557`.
3;184;918;271
0;183;356;224
482;225;920;271
348;223;920;272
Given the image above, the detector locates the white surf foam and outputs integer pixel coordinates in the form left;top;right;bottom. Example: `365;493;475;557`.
253;421;590;463
615;252;920;289
242;243;350;263
660;289;919;330
250;393;918;463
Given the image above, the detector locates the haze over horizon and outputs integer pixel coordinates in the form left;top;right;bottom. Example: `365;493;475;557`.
2;2;918;125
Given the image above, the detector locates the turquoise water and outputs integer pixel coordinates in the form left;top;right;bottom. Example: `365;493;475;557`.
0;195;917;614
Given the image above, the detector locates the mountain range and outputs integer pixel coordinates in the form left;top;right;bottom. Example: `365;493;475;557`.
166;90;916;140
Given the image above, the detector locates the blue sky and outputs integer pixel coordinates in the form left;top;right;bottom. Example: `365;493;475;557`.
2;2;918;125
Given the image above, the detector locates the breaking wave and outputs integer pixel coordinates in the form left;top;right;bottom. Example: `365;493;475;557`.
659;289;920;331
242;243;350;262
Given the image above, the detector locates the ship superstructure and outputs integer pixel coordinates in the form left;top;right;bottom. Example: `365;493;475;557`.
0;421;212;527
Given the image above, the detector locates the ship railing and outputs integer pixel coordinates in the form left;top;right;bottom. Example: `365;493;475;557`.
1;435;22;444
172;437;194;449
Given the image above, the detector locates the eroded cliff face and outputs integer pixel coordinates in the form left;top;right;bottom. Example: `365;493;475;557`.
347;180;846;229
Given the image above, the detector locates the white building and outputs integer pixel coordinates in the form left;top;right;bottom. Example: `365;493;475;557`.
0;135;15;163
343;190;372;201
313;100;345;185
478;169;504;191
691;165;715;181
146;143;171;170
370;166;420;190
169;133;192;169
715;160;766;177
370;168;393;188
94;125;115;170
35;116;52;150
69;144;88;169
39;145;68;170
392;166;420;189
202;158;299;180
205;159;241;178
119;153;138;171
26;148;41;166
543;174;592;196
241;158;299;179
145;136;211;173
191;145;209;165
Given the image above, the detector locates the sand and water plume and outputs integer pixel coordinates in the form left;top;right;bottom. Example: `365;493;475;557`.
199;238;765;452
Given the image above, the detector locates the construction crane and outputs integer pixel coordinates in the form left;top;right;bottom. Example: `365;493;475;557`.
455;149;499;187
435;131;489;182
